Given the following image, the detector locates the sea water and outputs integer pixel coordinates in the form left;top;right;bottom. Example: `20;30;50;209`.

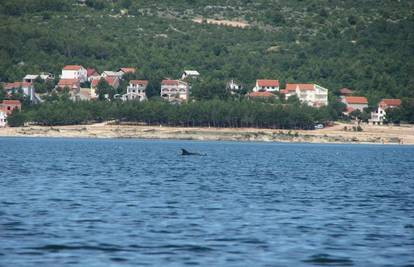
1;137;413;266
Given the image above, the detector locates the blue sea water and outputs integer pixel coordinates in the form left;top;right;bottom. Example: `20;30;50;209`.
0;137;413;267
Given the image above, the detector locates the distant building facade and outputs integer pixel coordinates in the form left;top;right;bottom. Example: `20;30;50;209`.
253;79;280;92
181;70;200;80
3;82;35;102
341;96;368;113
61;65;87;82
0;100;22;115
118;67;136;75
161;80;189;102
226;79;243;94
91;76;120;90
0;110;6;127
339;88;354;97
23;72;54;83
122;80;148;101
283;83;329;107
370;99;402;125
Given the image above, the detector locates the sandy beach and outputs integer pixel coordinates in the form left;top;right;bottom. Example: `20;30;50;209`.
0;122;413;145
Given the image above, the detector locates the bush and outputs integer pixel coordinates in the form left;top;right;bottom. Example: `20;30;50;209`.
7;110;27;127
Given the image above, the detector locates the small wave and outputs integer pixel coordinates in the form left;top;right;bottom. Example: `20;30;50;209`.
129;244;214;253
110;257;128;262
1;201;18;205
304;253;354;266
74;219;106;223
29;244;130;252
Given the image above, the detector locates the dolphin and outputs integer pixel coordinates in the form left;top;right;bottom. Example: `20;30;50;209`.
181;149;206;156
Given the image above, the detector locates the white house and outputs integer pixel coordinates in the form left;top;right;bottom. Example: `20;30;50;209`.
61;65;87;83
161;80;189;102
253;79;280;92
87;68;100;82
39;72;55;80
3;82;35;102
283;83;329;107
91;76;120;90
122;80;148;101
118;67;136;75
23;72;54;83
101;71;124;80
226;79;243;94
23;75;40;83
370;99;401;125
0;110;6;127
181;70;200;80
341;96;368;113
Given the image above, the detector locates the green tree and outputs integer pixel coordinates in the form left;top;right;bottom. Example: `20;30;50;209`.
0;84;4;102
96;79;115;101
400;98;414;123
7;109;27;127
385;107;403;124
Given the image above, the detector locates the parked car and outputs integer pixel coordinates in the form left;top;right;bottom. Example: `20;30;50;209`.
314;123;324;129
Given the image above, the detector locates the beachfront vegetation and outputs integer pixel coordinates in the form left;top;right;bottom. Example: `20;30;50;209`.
9;99;339;129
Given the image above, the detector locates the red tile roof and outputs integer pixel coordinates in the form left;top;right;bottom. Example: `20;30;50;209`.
248;91;275;98
162;80;180;86
345;96;368;104
63;65;84;71
87;68;99;77
339;88;353;95
119;67;136;73
58;79;80;88
130;80;148;86
285;83;315;91
2;100;21;105
380;99;401;107
91;79;100;88
91;77;119;88
4;82;32;90
257;79;279;87
346;107;355;113
105;76;119;87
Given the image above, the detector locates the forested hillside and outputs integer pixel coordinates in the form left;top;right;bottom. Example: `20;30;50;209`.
0;0;413;102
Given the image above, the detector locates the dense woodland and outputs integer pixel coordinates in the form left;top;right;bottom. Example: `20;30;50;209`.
6;99;337;128
1;0;413;98
1;0;413;127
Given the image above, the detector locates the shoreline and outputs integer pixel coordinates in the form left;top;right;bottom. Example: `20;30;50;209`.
1;122;413;145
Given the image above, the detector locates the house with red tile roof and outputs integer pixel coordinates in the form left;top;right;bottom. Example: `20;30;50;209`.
370;99;402;125
282;83;329;107
253;79;280;92
87;68;100;82
61;65;87;82
57;79;81;94
0;100;22;115
118;67;136;74
3;82;35;102
341;96;368;113
91;76;120;90
247;91;276;99
161;80;189;102
379;99;401;109
122;80;148;101
339;88;354;96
